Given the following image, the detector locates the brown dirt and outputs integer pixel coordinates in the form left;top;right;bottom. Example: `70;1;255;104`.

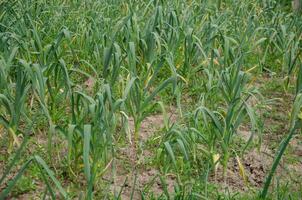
211;76;302;193
259;77;302;185
102;107;178;199
210;146;274;192
128;108;178;142
104;163;176;200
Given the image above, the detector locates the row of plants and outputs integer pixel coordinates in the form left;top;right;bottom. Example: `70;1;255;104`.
0;0;301;199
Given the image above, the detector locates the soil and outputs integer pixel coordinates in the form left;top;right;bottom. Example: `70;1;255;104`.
103;107;178;199
209;76;302;192
210;146;274;192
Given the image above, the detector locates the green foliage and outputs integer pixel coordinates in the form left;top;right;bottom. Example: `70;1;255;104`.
0;0;301;199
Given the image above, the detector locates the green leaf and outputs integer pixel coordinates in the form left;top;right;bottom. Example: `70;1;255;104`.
34;155;68;199
83;124;92;183
176;139;189;161
164;141;176;168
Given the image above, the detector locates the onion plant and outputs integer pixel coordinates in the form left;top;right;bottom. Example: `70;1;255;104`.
1;0;302;199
